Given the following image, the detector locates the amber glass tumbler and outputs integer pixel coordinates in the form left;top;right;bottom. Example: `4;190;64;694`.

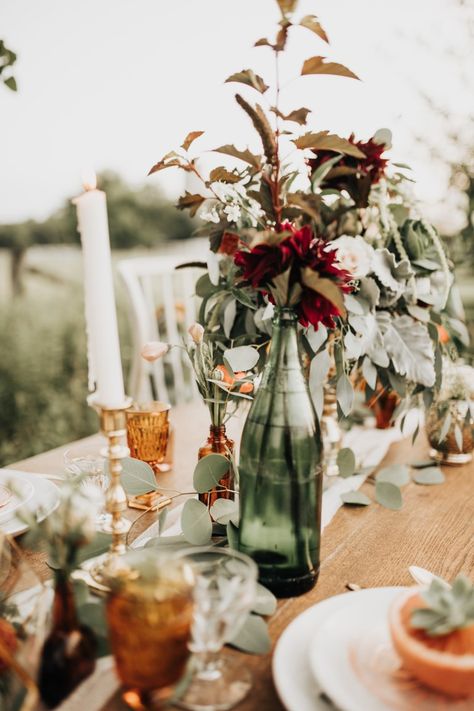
126;402;171;474
106;552;194;709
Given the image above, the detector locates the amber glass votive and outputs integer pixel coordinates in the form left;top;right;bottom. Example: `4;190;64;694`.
106;551;194;709
126;402;171;474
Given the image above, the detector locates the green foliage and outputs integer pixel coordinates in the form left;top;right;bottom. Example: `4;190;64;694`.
0;40;17;92
340;491;371;506
411;576;474;636
0;288;97;466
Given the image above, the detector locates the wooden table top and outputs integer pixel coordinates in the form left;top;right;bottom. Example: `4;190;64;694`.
9;402;474;711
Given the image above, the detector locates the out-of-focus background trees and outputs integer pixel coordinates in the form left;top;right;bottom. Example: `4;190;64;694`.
1;0;473;465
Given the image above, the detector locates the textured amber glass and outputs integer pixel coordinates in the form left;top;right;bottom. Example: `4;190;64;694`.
198;425;235;509
106;568;194;707
126;402;170;473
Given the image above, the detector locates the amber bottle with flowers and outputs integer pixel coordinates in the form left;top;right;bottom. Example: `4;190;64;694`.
142;324;259;509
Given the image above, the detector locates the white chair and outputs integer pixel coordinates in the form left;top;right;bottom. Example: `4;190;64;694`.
117;255;205;404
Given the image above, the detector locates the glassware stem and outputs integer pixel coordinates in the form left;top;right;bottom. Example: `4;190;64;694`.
193;651;222;682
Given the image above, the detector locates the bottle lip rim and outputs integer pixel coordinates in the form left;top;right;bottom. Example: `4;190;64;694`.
273;306;298;320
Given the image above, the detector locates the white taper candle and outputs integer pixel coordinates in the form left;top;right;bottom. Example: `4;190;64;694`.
73;176;125;408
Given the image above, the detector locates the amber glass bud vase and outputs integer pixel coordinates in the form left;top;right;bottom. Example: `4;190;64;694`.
38;574;97;708
198;425;235;508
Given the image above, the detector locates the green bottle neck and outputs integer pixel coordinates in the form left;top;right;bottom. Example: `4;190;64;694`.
261;308;301;385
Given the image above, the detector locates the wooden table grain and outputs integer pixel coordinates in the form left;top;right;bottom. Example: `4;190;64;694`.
9;403;474;711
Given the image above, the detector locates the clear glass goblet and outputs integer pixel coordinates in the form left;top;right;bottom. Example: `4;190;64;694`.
63;447;109;529
174;546;257;711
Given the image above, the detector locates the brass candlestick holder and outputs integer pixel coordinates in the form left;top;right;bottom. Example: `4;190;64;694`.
80;395;133;589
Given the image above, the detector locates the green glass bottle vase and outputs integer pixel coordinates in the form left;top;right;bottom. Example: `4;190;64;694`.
238;307;323;598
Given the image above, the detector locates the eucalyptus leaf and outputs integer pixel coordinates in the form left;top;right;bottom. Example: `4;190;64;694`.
306;323;327;353
118;457;158;496
193;454;230;494
362;356;377;390
209;498;239;525
337;448;356;478
336;374;354;417
344;293;367;316
223;298;237;338
309;349;331;388
413;467;445;485
411;460;436;469
454;424;463;452
224;345;259;372
340;491;371;506
228;613;271;654
375;481;402;510
311;384;324;421
252;583;277;616
438;412;452;444
181;499;212;545
376;464;410;487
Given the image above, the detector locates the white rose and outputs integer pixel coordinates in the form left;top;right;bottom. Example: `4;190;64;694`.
330;235;375;278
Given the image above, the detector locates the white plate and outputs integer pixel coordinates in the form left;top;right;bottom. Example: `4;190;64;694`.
309;587;473;711
0;468;60;537
0;471;34;524
272;589;401;711
307;588;402;711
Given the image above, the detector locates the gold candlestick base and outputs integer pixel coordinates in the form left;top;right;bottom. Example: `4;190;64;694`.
86;395;133;587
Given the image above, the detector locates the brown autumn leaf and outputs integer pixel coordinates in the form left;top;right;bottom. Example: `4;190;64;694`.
301;56;359;80
148;154;182;176
293;131;365;158
208;167;242;184
254;37;273;48
271;106;311;125
176;192;206;218
299;15;329;43
213;144;261;169
301;269;347;317
225;69;269;94
181;131;204;152
276;0;299;16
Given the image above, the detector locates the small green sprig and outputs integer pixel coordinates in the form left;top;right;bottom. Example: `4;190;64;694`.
411;576;474;637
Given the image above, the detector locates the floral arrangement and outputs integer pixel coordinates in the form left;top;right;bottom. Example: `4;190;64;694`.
148;0;466;426
142;323;259;427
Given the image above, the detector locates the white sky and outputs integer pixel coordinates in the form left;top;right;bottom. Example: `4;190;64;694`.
1;0;471;228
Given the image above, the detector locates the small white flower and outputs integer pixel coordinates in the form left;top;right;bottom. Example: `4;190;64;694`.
211;182;232;202
188;323;205;344
200;207;220;223
330;235;375;278
224;204;241;223
141;341;169;362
